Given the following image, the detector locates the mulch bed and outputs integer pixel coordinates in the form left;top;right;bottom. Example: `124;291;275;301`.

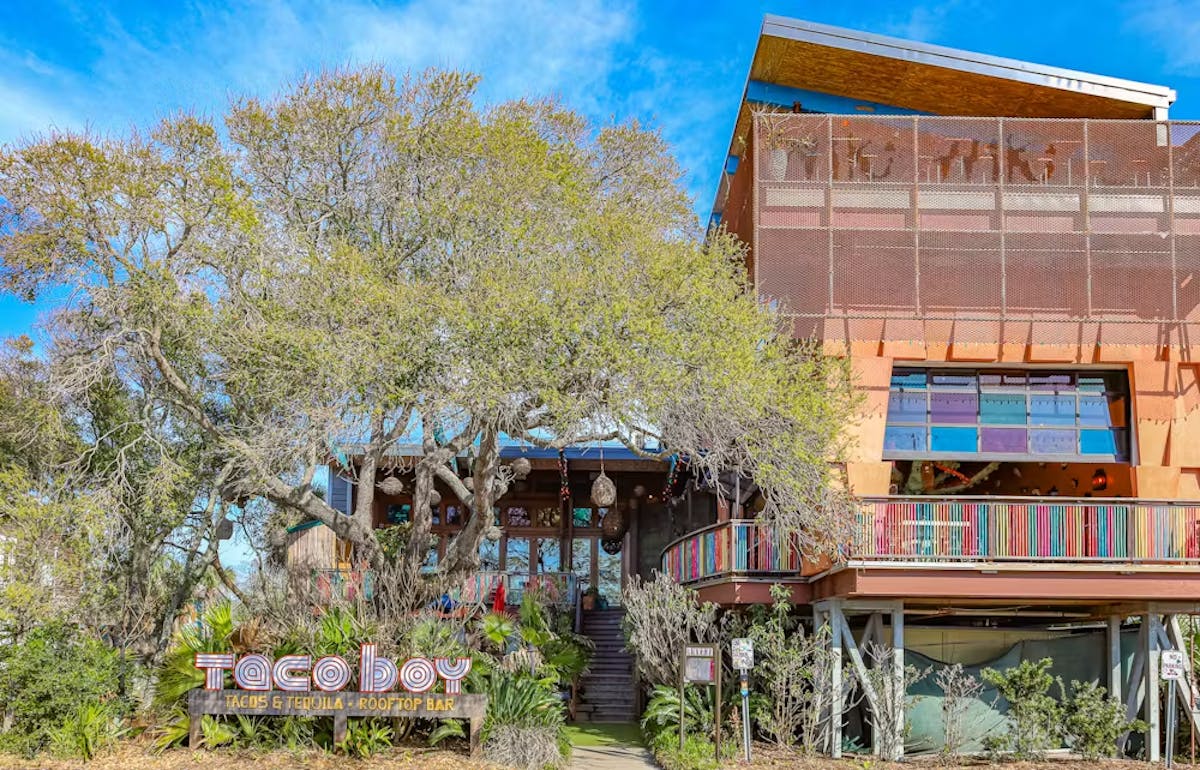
0;743;497;770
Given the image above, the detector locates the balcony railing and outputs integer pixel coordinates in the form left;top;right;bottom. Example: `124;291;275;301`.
451;570;579;608
857;496;1200;563
661;497;1200;584
661;520;803;584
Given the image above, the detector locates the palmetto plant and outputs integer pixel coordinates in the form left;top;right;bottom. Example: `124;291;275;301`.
155;601;235;708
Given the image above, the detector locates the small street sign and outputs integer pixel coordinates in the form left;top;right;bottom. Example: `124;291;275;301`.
682;646;717;684
1162;650;1186;681
732;637;754;671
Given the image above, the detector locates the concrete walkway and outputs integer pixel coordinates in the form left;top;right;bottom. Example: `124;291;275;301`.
569;743;658;769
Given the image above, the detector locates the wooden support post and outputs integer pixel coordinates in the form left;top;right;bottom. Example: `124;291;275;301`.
1109;615;1124;704
1126;620;1147;725
1146;614;1162;763
862;613;882;650
469;716;483;758
891;603;905;762
188;692;201;748
334;713;348;746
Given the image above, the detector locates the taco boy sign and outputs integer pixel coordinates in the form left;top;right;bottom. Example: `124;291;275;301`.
189;644;486;754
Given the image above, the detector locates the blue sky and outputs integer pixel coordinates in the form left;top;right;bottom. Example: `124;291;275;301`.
3;0;1200;339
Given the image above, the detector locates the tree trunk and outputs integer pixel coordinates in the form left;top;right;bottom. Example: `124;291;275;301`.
440;427;502;574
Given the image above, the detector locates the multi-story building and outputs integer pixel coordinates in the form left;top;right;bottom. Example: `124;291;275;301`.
662;15;1200;759
287;16;1200;752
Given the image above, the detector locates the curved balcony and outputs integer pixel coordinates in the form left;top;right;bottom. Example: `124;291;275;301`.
661;496;1200;587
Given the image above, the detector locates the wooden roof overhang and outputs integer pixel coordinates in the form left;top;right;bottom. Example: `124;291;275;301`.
712;15;1177;224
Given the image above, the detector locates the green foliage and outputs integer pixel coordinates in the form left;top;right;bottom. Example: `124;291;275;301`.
46;700;128;760
0;621;123;757
622;574;724;688
477;669;569;766
649;730;734;770
981;658;1062;759
199;715;237;748
338;718;394;759
482;612;518;649
155;601;236;708
641;685;717;742
1063;680;1146;760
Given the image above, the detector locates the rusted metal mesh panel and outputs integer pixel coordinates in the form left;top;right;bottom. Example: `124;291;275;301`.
1002;119;1087;187
758;113;830;183
830;116;915;184
832;229;916;314
1178;235;1200;322
745;115;1200;343
1005;232;1088;316
1090;233;1173;317
917;230;1002;313
914;117;1000;185
757;228;828;317
1088;120;1170;188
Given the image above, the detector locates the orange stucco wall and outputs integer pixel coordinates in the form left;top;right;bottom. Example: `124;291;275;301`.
831;334;1200;502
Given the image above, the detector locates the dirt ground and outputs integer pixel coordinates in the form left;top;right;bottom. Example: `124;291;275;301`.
0;743;498;770
723;746;1200;769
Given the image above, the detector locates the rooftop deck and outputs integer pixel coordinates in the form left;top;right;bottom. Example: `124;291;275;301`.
720;114;1200;344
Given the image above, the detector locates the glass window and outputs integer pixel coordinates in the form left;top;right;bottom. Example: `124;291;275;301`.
884;367;1129;461
421;535;440;572
887;391;926;422
1030;394;1076;426
536;538;562;572
930;392;978;423
573;507;593;527
1029;429;1075;454
506;506;531;527
479;537;500;570
571;538;592;589
980;393;1026;424
930;426;977;452
596;547;622;607
980;427;1026;453
884;426;926;452
505;538;531;573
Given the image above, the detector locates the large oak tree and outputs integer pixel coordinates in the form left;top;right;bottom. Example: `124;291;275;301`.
0;67;857;587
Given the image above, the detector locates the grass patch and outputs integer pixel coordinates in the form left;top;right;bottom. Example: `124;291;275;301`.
565;722;643;748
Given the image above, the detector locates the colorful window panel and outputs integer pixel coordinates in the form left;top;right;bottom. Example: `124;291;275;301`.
884;368;1129;461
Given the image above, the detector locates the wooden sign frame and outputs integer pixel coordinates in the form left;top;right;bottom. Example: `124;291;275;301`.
188;689;487;756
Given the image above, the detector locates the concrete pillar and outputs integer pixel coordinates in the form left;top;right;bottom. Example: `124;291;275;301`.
1108;616;1123;704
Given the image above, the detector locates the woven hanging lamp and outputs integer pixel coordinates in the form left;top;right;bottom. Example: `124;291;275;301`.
591;448;616;507
378;476;404;496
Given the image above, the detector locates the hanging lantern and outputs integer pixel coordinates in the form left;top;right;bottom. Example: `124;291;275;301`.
601;505;627;539
485;525;502;542
378;476;404;496
1092;468;1109;492
510;457;532;479
591;472;616;507
428;489;442;505
463;477;475;491
601;538;623;555
215;517;234;541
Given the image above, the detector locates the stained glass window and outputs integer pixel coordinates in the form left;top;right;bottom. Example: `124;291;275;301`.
884;368;1129;461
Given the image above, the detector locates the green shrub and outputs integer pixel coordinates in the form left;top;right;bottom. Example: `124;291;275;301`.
980;658;1061;760
46;700;128;759
0;621;124;757
641;684;716;743
480;671;569;767
1063;680;1145;760
650;730;726;770
339;718;394;759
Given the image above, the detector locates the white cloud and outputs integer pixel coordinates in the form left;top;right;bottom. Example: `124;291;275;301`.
0;0;728;218
1125;0;1200;75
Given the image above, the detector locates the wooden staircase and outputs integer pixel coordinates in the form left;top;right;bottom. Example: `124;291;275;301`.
574;608;638;723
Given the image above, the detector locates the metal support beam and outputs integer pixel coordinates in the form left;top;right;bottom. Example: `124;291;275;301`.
834;605;881;756
829;602;844;759
891;604;905;763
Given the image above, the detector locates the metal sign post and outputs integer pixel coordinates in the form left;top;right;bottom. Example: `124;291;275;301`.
732;638;754;763
1164;650;1186;769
